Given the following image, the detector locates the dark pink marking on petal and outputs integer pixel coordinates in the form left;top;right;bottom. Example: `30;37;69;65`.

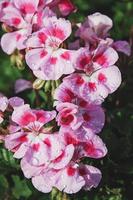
20;3;35;14
35;111;46;122
83;141;95;155
51;27;65;40
98;73;107;83
40;50;47;58
43;138;51;147
53;150;65;163
83;113;91;122
32;143;40;152
12;18;21;26
79;55;91;69
88;82;97;92
50;57;57;65
67;166;76;176
61;51;70;60
76;76;84;85
61;114;74;125
20;112;36;126
16;34;22;41
2;2;10;8
38;32;47;44
79;100;88;107
66;134;79;145
93;54;107;66
18;135;28;143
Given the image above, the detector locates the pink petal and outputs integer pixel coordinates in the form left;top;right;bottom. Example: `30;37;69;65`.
21;157;44;178
79;164;102;190
82;105;105;133
113;41;131;56
32;170;55;193
9;97;24;108
15;79;32;94
13;0;39;14
52;144;74;169
5;131;27;151
11;104;33;126
33;110;56;124
0;96;8;112
55;164;85;194
1;32;18;54
58;0;76;16
87;12;113;37
80;130;107;159
43;16;72;43
93;47;118;68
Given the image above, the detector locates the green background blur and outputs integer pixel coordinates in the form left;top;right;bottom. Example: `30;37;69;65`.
0;0;133;199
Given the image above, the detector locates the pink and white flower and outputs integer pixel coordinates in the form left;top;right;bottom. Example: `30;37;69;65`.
57;66;121;105
73;45;118;74
60;127;107;159
26;16;75;80
0;0;55;54
5;104;65;166
56;102;105;134
76;12;113;45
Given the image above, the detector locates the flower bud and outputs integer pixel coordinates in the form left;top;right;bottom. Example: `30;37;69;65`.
33;79;45;90
44;81;51;92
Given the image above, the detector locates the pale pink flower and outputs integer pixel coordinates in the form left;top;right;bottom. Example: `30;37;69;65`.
74;45;118;74
58;67;121;105
56;102;105;134
5;104;64;167
29;126;107;194
76;12;113;45
26;16;75;80
32;162;101;193
0;0;54;54
60;127;107;159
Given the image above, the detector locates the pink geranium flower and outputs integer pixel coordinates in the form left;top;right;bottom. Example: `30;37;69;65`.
74;45;118;74
56;67;121;105
56;102;105;134
25;16;75;80
30;126;106;194
5;104;65;166
0;0;54;54
76;12;113;45
32;162;101;194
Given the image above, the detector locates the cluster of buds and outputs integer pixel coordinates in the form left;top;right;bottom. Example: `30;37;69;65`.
0;0;131;195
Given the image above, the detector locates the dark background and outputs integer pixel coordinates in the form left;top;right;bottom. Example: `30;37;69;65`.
0;0;133;199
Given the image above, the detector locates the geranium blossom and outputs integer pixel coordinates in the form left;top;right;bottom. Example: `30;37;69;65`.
0;0;127;194
5;104;62;165
56;102;105;134
0;0;54;54
73;45;118;74
26;16;75;80
20;126;106;194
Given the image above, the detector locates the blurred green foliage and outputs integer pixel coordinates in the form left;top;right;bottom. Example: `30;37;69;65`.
0;0;133;199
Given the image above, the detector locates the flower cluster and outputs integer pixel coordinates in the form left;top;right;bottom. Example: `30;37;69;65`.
0;0;131;195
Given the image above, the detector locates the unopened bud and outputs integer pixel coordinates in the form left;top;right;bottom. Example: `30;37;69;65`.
33;79;45;90
2;23;13;32
44;81;51;92
10;51;25;70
